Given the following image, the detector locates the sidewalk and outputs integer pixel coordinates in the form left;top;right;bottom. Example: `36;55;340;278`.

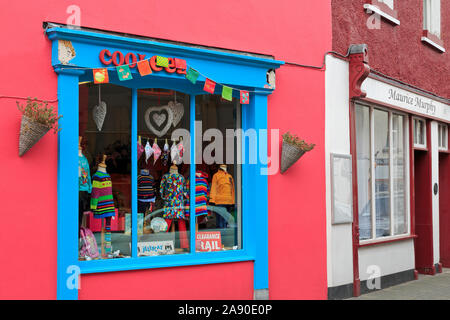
349;268;450;300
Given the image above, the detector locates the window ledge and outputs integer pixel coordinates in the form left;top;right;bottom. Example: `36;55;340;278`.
363;3;400;26
359;234;417;248
421;33;446;53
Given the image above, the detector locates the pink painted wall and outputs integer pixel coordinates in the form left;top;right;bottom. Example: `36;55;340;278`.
0;0;331;299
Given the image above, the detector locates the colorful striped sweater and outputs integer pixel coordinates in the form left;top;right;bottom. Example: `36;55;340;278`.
90;171;116;218
138;171;155;201
185;171;209;217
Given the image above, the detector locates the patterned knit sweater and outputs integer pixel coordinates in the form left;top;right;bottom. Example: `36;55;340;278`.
138;170;155;201
90;171;116;218
185;171;209;217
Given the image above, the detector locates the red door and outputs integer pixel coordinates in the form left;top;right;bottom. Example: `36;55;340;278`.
439;152;450;267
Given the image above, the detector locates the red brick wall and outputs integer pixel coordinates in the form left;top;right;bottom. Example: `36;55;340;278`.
332;0;450;98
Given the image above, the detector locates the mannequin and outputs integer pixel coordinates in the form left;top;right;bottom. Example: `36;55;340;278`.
160;161;188;250
210;164;235;229
90;154;116;258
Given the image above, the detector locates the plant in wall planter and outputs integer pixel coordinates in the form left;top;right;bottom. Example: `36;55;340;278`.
280;132;315;174
17;98;61;157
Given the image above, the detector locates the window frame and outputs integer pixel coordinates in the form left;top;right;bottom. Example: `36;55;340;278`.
355;102;411;245
363;0;400;26
422;0;445;53
438;122;448;151
48;26;283;300
413;117;428;149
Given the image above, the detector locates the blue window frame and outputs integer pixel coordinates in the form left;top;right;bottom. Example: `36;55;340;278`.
47;26;283;300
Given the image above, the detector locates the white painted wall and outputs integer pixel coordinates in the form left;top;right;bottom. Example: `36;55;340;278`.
325;55;353;287
358;240;415;281
431;121;440;265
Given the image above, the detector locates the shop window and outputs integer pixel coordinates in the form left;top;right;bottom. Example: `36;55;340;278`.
413;117;427;149
422;0;445;52
438;123;448;151
195;95;242;252
355;104;409;241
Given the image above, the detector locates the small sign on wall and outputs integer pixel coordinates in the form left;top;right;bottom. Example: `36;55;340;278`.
331;154;353;224
196;231;222;252
137;241;175;256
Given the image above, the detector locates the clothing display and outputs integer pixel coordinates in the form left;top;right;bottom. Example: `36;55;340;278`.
79;154;92;193
137;169;155;201
90;170;116;219
210;169;235;205
170;141;181;164
160;172;188;219
145;140;153;163
216;204;234;229
152;141;161;164
79;190;90;225
185;171;210;217
137;140;144;161
161;141;170;166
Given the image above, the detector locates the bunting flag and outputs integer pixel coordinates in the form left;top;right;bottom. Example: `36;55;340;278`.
137;60;152;76
93;68;109;84
240;90;249;104
186;67;199;84
117;65;133;81
156;56;169;67
222;85;233;101
174;58;187;72
203;78;216;94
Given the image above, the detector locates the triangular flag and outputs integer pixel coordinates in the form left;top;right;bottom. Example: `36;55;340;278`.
117;65;133;81
186;67;199;84
93;68;109;84
203;78;216;94
240;90;250;104
156;56;169;67
222;85;233;101
137;60;152;76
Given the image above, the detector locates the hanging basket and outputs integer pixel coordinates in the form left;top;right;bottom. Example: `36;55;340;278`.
18;115;51;157
280;140;307;174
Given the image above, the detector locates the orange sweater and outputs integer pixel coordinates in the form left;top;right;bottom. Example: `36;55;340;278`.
210;169;235;205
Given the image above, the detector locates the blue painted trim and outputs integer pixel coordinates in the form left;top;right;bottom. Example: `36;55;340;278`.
189;95;196;254
79;250;254;274
46;27;284;70
131;89;138;258
56;71;80;300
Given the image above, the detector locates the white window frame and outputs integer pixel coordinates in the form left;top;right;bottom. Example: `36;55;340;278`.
364;0;400;26
438;122;448;151
356;102;411;244
413;117;427;149
422;0;445;52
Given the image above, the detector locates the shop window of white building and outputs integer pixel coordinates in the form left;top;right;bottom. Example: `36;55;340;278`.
355;104;409;241
413;117;427;149
438;123;448;151
422;0;445;52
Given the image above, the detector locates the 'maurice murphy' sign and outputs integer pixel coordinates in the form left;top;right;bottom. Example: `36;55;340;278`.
361;77;450;122
99;49;187;75
196;231;222;252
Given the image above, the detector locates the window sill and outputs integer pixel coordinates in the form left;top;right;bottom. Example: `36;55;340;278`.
363;3;400;26
78;249;254;274
359;234;417;248
421;31;445;53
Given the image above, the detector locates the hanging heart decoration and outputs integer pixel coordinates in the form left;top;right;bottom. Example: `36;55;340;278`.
144;105;174;137
168;101;184;127
93;101;107;131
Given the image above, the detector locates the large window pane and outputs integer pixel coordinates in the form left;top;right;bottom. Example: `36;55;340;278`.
137;89;190;256
355;105;372;240
78;83;131;260
195;95;242;252
392;114;406;235
374;109;391;237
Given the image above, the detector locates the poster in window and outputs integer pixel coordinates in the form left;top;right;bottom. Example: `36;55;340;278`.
331;154;353;224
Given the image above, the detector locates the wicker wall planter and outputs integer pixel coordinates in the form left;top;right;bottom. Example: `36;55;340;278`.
18;115;51;157
280;132;315;174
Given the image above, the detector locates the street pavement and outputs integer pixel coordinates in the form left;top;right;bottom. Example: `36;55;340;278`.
349;268;450;300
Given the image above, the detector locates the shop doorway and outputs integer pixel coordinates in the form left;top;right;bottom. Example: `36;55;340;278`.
439;152;450;267
413;148;435;275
